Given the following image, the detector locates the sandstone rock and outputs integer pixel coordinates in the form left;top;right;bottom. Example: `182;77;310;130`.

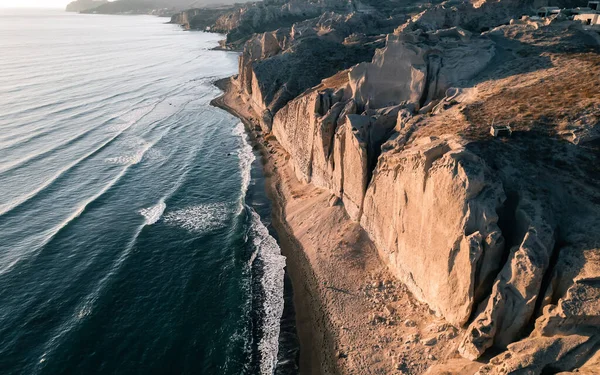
272;79;402;223
339;115;370;221
560;110;600;145
235;9;391;130
361;136;506;327
348;27;494;111
475;247;600;374
406;333;421;343
476;335;600;375
421;336;437;346
459;194;557;360
329;195;341;207
170;7;231;31
556;349;600;374
215;2;600;372
424;358;481;375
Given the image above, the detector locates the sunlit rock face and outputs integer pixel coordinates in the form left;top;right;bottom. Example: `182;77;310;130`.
237;11;393;130
348;27;495;111
361;136;506;327
210;0;600;372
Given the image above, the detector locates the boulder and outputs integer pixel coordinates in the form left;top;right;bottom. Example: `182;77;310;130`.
459;192;558;360
474;248;600;374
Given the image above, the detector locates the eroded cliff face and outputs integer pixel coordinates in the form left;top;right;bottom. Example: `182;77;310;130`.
236;11;397;129
349;28;495;110
361;137;506;327
213;0;358;47
218;1;600;373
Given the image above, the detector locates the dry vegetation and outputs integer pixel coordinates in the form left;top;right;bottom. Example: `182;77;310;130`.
463;53;600;139
404;23;600;197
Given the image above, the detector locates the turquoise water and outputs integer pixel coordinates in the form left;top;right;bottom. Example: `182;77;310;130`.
0;9;296;374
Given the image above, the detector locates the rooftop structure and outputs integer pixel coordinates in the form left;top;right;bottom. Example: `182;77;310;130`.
574;12;600;28
490;124;513;137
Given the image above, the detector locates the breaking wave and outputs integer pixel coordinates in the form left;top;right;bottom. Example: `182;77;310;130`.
248;209;286;375
233;123;255;209
163;203;231;233
234;121;287;374
139;201;166;225
105;138;153;165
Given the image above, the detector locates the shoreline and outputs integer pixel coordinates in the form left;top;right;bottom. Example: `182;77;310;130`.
211;78;463;375
211;78;332;375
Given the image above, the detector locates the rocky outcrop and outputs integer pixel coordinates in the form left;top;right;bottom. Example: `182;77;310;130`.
208;0;600;372
236;11;395;129
213;0;357;47
475;247;600;374
271;26;496;207
169;6;242;31
170;9;203;30
408;0;585;33
348;27;495;111
361;137;506;327
458;189;558;360
269;27;508;330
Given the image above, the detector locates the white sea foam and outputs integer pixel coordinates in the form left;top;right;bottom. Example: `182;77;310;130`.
248;209;286;375
143;148;166;163
105;138;152;165
234;122;286;373
163;203;231;233
139;201;166;225
233;123;255;207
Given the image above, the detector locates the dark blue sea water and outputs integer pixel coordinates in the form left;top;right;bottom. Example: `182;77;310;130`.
0;9;296;375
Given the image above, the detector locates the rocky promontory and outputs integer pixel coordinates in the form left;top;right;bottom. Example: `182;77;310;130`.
68;0;245;16
203;0;600;373
65;0;108;12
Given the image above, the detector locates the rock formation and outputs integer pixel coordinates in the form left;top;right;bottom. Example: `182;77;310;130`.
169;7;233;31
206;0;600;372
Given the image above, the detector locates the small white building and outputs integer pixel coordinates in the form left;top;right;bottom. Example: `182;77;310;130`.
574;12;600;28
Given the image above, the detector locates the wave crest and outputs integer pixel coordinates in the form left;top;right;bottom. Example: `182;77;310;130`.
248;209;286;375
163;203;231;233
233;123;255;208
139;201;166;225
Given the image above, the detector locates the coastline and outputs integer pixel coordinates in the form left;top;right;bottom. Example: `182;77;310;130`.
211;78;332;374
211;78;464;375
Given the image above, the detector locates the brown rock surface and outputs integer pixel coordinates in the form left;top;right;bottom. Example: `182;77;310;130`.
210;2;600;373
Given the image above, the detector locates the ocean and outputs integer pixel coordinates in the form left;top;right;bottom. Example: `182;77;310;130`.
0;9;297;375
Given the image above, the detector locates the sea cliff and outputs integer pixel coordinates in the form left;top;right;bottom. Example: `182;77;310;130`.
205;0;600;373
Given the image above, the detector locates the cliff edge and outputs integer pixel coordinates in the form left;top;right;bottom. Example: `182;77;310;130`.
206;0;600;373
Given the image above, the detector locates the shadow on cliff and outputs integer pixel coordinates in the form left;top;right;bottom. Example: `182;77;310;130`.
465;22;600;87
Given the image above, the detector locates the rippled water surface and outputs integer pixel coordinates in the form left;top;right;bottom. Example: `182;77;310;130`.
0;9;295;375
